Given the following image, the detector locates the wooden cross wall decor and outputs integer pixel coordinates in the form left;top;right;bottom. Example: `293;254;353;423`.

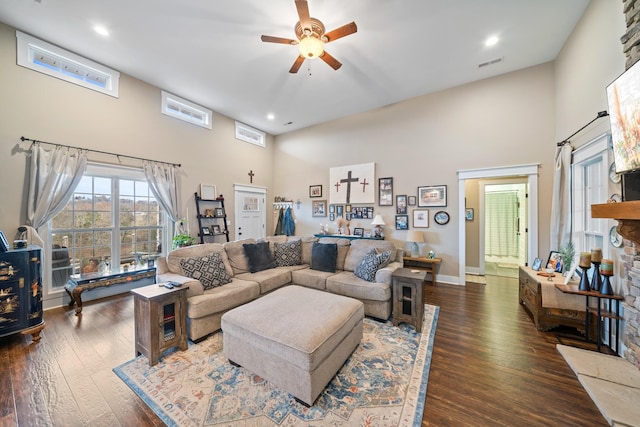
340;171;359;204
248;170;255;183
328;162;375;205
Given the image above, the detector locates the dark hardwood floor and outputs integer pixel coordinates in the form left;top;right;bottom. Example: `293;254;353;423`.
0;276;608;426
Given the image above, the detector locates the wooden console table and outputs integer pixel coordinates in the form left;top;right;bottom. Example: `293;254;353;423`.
402;256;441;286
65;266;156;314
555;284;624;353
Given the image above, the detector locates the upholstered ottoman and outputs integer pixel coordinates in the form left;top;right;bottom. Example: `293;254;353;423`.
221;285;364;405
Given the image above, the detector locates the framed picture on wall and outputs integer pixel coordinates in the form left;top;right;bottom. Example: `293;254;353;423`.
309;185;322;198
418;185;447;207
465;208;474;221
379;177;393;206
395;215;409;230
396;195;407;214
408;196;417;206
413;209;429;228
312;200;327;217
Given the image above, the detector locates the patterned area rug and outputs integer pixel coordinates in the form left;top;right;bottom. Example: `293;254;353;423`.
114;304;439;427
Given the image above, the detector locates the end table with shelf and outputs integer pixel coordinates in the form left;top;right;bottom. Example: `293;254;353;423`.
392;268;427;332
131;284;188;366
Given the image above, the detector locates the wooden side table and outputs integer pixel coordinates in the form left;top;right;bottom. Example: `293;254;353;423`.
402;256;441;286
131;284;188;366
392;268;427;332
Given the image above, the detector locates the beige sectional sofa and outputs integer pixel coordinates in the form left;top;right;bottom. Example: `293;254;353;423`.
156;235;403;341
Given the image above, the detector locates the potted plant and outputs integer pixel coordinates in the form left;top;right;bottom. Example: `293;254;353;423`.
172;218;196;249
559;241;575;275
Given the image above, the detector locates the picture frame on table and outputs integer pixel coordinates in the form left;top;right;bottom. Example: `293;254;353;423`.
378;177;393;206
214;207;225;218
312;200;327;217
329;204;335;213
395;215;409;230
363;230;372;238
309;185;322;198
396;195;407;214
546;251;563;272
329;213;335;221
418;185;447;207
200;184;217;200
408;196;417;206
531;257;542;271
211;224;222;234
201;227;211;236
413;209;429;228
353;227;364;237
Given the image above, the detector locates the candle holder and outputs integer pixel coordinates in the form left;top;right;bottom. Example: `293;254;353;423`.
578;265;591;291
590;261;602;292
600;270;614;295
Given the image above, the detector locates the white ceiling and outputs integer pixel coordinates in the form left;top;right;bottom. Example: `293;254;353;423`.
0;0;590;135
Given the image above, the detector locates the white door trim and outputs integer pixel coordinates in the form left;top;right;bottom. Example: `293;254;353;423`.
458;163;539;285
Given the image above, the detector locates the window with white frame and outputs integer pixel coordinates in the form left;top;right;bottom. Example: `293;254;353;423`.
571;134;611;262
161;91;212;129
16;31;120;97
47;164;169;292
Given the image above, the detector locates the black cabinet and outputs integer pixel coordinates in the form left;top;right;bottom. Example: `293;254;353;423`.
0;246;45;341
194;192;230;244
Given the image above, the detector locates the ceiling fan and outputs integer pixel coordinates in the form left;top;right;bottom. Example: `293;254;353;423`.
261;0;357;73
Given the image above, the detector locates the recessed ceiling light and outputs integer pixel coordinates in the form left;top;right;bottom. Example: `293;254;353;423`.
485;36;499;47
94;26;109;37
266;113;275;120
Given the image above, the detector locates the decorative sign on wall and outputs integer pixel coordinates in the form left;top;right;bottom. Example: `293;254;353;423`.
329;162;375;205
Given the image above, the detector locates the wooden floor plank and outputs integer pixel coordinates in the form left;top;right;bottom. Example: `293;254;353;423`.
0;277;609;426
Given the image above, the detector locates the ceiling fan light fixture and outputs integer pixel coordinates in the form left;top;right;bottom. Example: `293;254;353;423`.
298;36;324;58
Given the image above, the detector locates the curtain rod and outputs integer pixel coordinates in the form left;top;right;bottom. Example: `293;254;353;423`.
556;111;609;147
19;136;181;168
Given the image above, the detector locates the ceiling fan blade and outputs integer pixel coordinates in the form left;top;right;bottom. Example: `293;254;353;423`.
289;55;305;73
295;0;312;31
319;51;342;70
261;35;296;45
324;22;357;42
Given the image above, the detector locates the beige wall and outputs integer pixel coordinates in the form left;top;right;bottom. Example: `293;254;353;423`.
274;63;556;280
0;22;275;242
464;179;481;269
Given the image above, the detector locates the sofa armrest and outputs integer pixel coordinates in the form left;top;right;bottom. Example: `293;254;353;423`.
394;249;404;266
375;261;402;285
157;272;205;298
156;257;169;275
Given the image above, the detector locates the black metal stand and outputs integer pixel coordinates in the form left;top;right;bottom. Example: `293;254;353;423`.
578;265;591;291
590;262;602;292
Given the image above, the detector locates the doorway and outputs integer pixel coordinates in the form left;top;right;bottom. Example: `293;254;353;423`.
233;184;266;240
457;164;539;285
482;181;527;278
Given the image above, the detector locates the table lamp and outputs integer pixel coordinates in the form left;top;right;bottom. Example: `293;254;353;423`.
406;230;424;257
371;215;385;238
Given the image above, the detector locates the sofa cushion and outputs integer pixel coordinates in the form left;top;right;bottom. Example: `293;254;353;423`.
318;237;350;270
179;253;232;290
310;242;338;273
236;267;292;294
187;278;260;319
274;239;302;267
326;271;392;302
300;236;319;265
224;238;256;275
243;241;277;273
291;267;333;290
354;249;392;282
344;239;397;272
166;243;233;277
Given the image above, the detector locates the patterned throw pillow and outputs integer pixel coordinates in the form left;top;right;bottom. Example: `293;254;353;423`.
354;249;392;282
274;240;302;267
180;253;232;290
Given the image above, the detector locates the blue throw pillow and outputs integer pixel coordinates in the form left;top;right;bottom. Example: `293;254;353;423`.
354;249;392;282
243;241;277;273
310;242;338;273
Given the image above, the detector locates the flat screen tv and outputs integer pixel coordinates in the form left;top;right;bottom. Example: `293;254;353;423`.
607;59;640;174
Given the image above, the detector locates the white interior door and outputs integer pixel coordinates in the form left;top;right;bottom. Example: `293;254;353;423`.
233;185;266;240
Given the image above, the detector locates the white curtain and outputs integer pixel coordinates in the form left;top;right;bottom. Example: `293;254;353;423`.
27;143;88;230
550;144;573;250
142;160;179;223
485;191;519;257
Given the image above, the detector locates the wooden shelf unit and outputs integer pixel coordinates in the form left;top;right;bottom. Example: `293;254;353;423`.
194;192;230;244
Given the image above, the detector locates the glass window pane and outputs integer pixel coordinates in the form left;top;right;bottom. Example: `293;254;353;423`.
119;211;134;226
74;176;93;193
94;177;111;194
75;231;93;247
134;213;148;227
51;211;73;229
135;180;149;196
74;211;94;228
120;179;135;196
94;211;112;228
